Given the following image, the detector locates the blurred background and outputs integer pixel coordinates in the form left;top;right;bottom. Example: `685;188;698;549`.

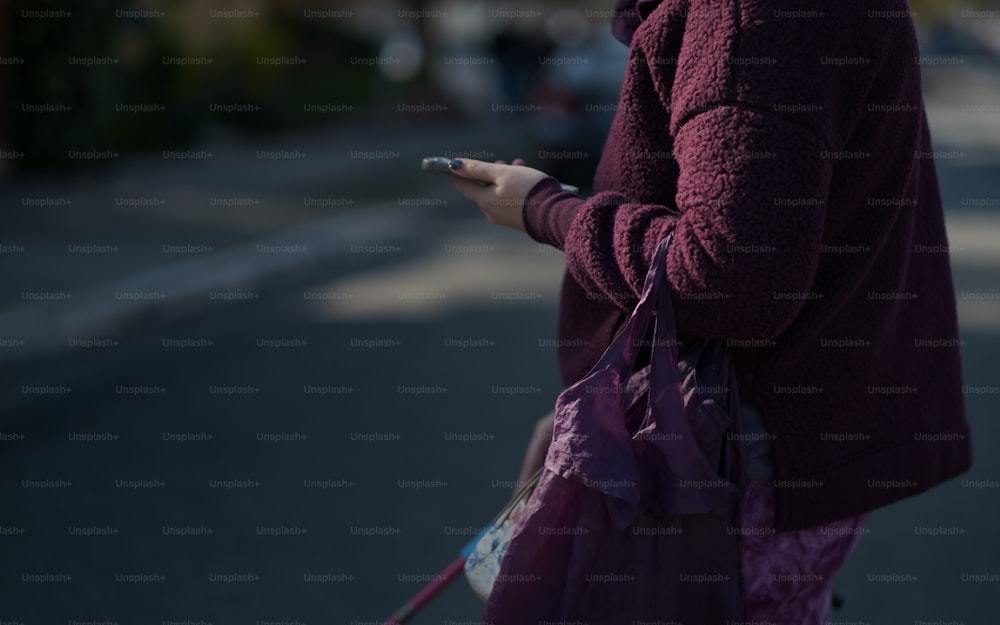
0;0;998;623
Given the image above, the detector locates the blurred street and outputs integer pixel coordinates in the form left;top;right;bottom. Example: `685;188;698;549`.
2;220;567;623
1;4;999;624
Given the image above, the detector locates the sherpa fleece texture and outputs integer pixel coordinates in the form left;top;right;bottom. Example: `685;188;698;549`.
522;0;973;531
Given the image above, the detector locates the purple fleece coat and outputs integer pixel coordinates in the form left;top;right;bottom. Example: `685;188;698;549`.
522;0;973;531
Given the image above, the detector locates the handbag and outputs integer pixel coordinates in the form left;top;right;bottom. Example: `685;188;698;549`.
479;231;747;623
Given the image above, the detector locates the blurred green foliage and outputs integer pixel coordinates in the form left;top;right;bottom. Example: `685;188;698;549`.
11;0;124;168
8;1;381;169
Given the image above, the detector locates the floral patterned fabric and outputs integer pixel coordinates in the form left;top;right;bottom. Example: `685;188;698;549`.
464;497;530;602
740;480;869;624
739;401;870;624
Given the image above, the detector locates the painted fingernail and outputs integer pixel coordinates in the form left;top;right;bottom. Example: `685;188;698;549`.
449;159;463;171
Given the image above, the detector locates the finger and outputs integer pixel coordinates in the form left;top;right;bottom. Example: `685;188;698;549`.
453;175;496;207
453;177;505;225
512;158;527;166
447;158;505;185
493;159;508;165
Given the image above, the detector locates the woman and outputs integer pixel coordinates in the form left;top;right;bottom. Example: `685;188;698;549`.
450;0;973;622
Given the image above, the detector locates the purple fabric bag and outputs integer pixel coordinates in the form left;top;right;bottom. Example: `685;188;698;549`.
483;233;746;624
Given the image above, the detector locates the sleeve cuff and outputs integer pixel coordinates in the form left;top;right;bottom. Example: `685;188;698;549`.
522;177;585;250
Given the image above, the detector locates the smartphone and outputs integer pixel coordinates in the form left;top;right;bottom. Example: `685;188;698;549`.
421;157;579;194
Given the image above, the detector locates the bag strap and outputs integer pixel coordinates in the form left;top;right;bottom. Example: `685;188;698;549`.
599;230;677;376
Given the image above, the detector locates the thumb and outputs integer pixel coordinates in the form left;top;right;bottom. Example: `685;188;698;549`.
447;158;501;185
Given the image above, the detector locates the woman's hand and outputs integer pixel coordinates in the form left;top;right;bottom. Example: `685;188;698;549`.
449;158;551;232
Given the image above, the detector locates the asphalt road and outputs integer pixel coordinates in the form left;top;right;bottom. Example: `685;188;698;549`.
1;218;569;624
2;207;999;624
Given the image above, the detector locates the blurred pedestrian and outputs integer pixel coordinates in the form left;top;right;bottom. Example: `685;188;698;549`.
491;20;552;104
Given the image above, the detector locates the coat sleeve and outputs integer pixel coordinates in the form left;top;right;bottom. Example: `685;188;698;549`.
523;103;834;341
